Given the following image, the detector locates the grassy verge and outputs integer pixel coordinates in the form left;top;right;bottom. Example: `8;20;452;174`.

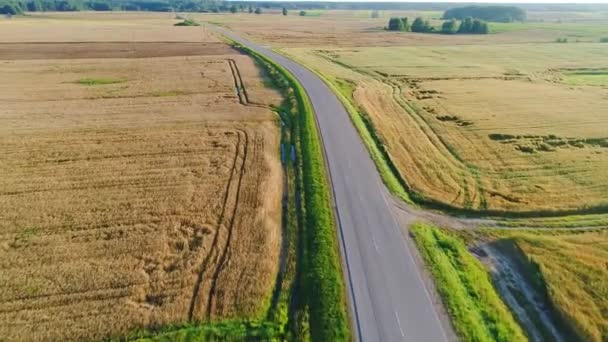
410;223;526;342
237;45;350;341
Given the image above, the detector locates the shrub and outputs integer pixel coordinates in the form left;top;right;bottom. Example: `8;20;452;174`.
254;7;261;14
299;10;306;16
555;37;568;43
174;18;200;26
411;17;432;33
600;37;608;43
387;17;410;32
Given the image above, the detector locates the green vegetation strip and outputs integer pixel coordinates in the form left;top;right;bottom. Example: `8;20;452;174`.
234;43;349;341
124;320;280;341
76;77;126;85
410;223;526;342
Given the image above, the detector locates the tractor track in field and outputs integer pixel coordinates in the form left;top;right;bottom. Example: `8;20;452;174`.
205;129;250;318
187;129;248;321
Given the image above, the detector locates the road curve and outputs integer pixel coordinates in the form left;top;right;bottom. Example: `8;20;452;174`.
214;26;450;342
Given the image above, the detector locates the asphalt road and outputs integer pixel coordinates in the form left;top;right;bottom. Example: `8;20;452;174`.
214;26;450;342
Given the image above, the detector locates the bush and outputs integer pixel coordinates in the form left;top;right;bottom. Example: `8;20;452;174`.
411;17;432;33
254;7;261;14
555;37;568;43
299;10;306;16
174;18;200;26
457;17;489;34
600;37;608;43
442;19;458;34
387;17;410;32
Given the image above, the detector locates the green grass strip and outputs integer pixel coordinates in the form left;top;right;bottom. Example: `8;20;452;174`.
234;44;350;341
76;77;126;85
122;320;280;341
410;223;527;342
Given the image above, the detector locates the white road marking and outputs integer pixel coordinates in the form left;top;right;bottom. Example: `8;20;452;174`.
372;235;380;254
394;311;405;337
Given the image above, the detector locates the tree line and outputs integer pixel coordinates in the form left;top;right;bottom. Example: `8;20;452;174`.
387;16;489;34
0;0;236;14
442;5;525;23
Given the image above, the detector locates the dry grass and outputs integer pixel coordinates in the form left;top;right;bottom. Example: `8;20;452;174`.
0;17;284;341
284;43;608;212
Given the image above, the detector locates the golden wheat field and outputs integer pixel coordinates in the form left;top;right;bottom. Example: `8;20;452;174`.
0;14;283;341
281;43;608;212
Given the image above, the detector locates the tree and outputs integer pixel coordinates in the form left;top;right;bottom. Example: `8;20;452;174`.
299;10;306;16
441;19;458;34
387;17;403;31
0;3;20;14
229;5;237;13
443;5;526;23
248;5;252;13
471;19;483;33
282;7;287;16
458;17;473;33
26;0;43;11
479;21;489;34
254;7;261;14
400;17;410;31
411;17;430;33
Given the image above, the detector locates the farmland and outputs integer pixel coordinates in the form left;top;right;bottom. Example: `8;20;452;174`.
198;8;608;341
200;10;608;213
0;13;284;341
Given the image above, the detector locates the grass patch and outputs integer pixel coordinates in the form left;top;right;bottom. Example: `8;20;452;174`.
562;68;608;87
76;77;126;86
410;223;526;342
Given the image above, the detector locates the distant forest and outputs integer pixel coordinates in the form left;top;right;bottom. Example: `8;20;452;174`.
1;0;607;16
442;5;526;23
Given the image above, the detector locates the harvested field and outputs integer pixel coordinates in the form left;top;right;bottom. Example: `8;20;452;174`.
0;42;237;60
283;43;608;212
0;12;217;43
0;23;283;341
